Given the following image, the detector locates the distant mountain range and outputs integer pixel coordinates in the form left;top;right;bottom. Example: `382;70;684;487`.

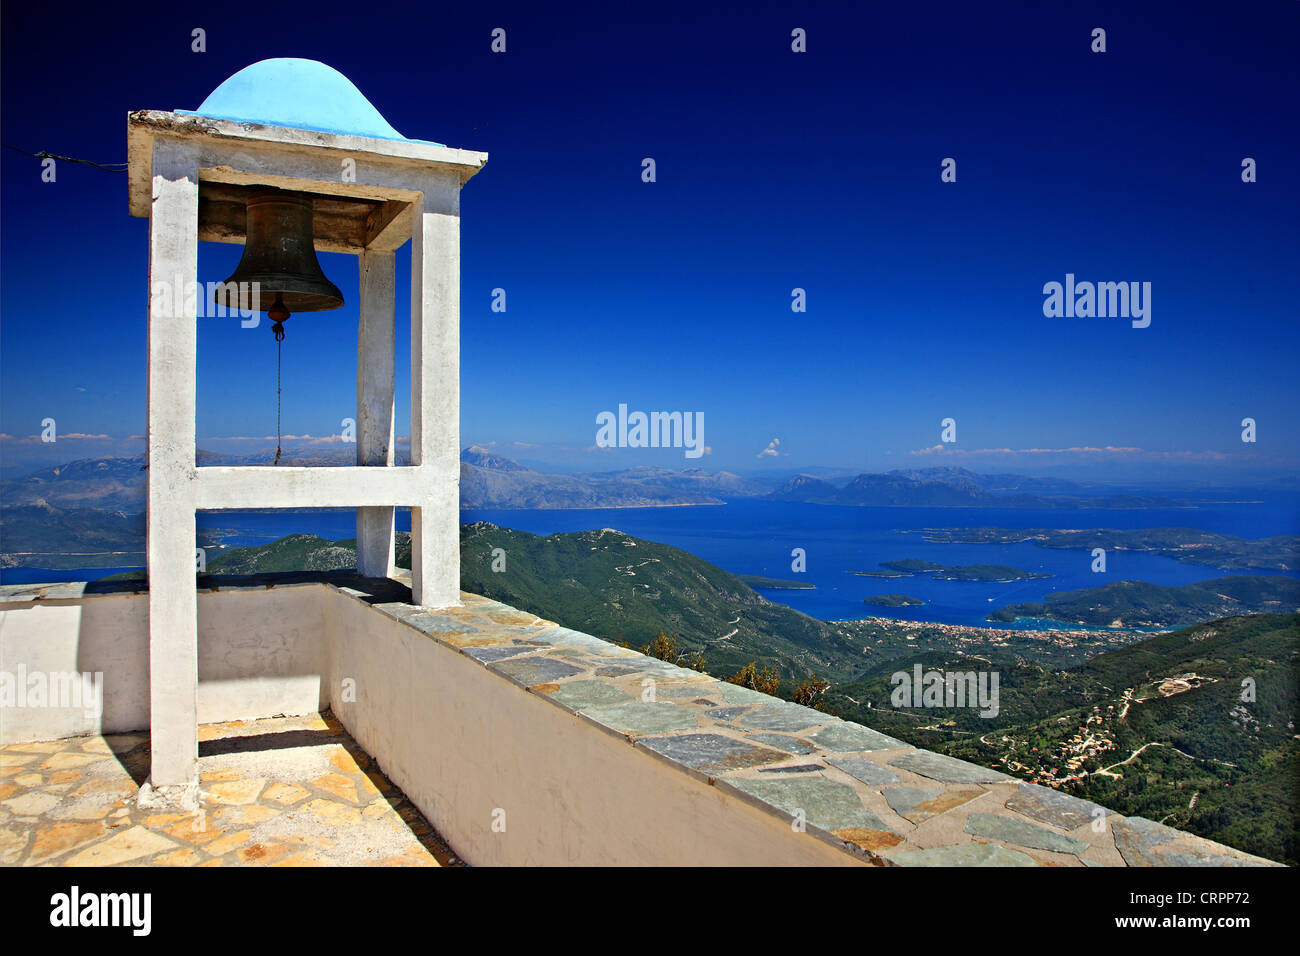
0;447;378;512
0;450;1196;514
768;466;1185;510
459;445;752;509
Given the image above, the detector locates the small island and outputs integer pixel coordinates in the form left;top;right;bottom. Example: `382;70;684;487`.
737;574;815;590
880;559;946;573
851;559;1050;583
864;593;926;607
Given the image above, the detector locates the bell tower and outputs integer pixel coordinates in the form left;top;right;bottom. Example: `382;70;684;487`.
127;59;487;795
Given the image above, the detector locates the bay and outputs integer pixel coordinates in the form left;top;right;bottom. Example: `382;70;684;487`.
6;493;1296;629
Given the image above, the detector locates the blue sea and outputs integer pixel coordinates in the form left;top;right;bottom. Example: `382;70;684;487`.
7;492;1296;629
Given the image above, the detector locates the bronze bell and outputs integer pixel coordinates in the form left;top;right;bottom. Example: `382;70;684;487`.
216;189;344;320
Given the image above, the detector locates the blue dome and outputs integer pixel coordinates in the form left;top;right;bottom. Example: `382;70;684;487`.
178;58;442;146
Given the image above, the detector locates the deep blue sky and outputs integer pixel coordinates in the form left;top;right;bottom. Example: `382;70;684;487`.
2;0;1297;479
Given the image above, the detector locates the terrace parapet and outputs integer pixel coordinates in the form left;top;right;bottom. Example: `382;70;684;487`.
0;573;1278;867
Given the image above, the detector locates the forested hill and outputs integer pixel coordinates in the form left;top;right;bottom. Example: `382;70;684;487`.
990;576;1300;627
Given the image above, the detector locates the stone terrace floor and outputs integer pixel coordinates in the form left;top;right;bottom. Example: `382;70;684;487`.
0;712;461;867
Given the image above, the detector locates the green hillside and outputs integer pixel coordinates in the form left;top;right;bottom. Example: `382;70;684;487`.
206;533;358;574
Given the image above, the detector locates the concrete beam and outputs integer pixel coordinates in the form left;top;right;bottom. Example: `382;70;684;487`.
146;138;201;788
195;466;439;510
356;250;397;578
128;111;487;221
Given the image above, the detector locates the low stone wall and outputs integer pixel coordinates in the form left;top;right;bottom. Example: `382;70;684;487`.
0;580;326;743
0;575;1277;866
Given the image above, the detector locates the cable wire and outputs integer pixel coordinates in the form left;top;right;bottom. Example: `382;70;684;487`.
2;142;127;171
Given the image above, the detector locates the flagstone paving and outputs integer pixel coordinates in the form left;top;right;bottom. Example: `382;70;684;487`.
0;713;459;867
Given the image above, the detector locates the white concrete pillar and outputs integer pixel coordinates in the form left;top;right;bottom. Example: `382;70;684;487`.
356;249;396;577
145;139;200;788
409;179;461;608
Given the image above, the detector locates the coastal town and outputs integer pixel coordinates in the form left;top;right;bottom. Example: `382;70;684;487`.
843;615;1158;669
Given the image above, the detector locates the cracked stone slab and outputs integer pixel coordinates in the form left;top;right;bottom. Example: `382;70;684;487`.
826;756;901;787
737;701;832;733
884;844;1039;867
809;723;906;753
1111;816;1179;866
747;734;816;755
489;656;585;686
889;750;1011;784
883;785;981;823
542;680;634;710
964;812;1090;855
464;646;534;664
636;733;785;773
1005;783;1110;830
727;776;891;833
1104;816;1272;867
579;702;699;735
